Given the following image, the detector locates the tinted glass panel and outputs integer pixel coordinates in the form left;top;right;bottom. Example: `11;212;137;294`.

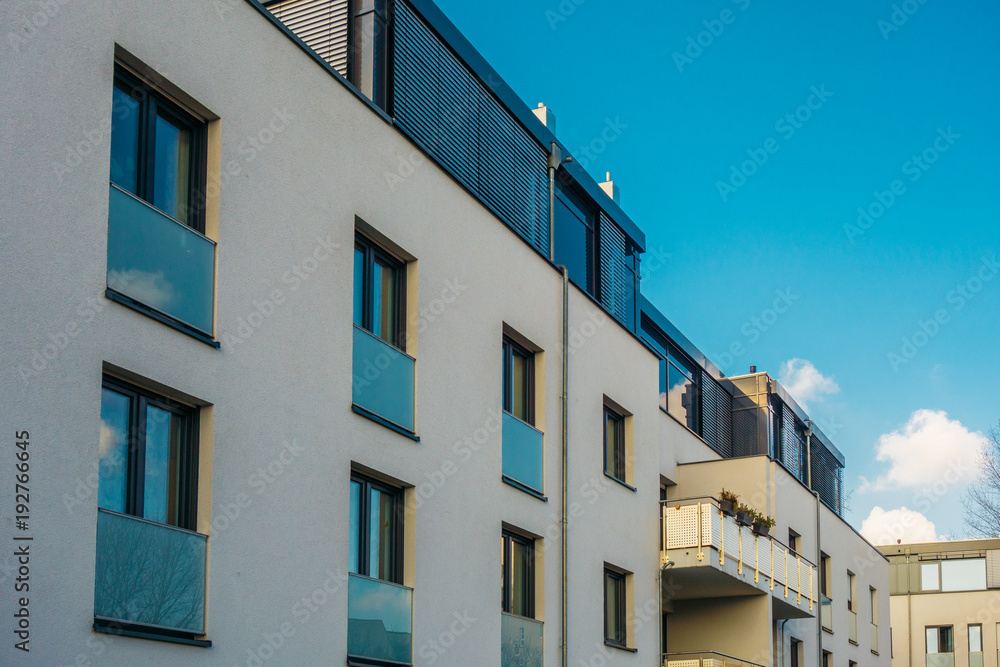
510;539;531;617
110;85;140;194
922;562;940;590
353;247;365;327
970;625;982;651
605;412;623;479
98;388;131;514
605;572;623;643
349;480;361;574
554;190;593;294
369;487;395;581
152;113;192;224
667;360;697;431
510;351;529;422
143;405;182;526
372;258;398;344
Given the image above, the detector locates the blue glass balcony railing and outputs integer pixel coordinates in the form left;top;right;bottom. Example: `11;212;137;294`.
94;508;207;635
502;411;544;494
352;326;416;432
501;613;543;667
348;574;413;665
106;184;216;337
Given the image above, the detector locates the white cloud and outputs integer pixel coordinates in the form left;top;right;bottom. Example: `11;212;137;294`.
869;409;986;491
860;506;940;545
778;358;839;410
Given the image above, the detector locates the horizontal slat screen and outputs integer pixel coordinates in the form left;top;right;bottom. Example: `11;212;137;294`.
268;0;351;77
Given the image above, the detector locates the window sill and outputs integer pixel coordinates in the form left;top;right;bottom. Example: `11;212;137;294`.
106;289;220;349
822;626;834;635
94;619;211;647
352;405;420;442
849;640;858;646
603;640;637;653
604;472;637;492
871;650;880;656
502;476;547;502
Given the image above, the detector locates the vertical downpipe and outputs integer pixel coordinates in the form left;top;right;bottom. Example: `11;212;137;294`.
815;488;822;667
560;265;569;667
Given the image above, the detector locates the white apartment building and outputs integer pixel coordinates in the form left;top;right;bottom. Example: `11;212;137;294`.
0;0;889;665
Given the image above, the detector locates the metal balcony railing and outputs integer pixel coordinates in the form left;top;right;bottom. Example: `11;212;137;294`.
970;652;984;667
502;412;544;494
106;183;216;336
347;574;413;665
352;325;416;432
821;595;832;631
847;609;857;642
663;651;766;667
501;613;543;667
94;508;207;635
661;497;815;611
926;655;955;667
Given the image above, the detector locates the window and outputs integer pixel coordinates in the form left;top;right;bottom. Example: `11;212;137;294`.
501;530;535;618
111;66;206;231
502;337;534;424
847;571;856;611
926;626;954;654
98;376;199;528
788;529;800;554
349;473;402;583
351;0;390;110
922;562;940;591
870;587;878;623
554;182;595;295
789;638;801;667
942;558;987;591
604;568;627;647
821;650;832;667
604;406;625;483
354;234;405;349
970;624;983;652
665;348;699;431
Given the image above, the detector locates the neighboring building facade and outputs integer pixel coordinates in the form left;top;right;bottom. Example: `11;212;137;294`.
0;0;887;665
882;540;1000;667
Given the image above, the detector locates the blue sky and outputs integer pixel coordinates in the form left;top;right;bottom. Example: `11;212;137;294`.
434;0;1000;540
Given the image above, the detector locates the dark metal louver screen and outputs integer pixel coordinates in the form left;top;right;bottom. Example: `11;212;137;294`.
701;376;733;457
598;213;636;328
731;408;758;458
267;0;351;77
811;441;844;515
779;403;806;482
393;2;549;253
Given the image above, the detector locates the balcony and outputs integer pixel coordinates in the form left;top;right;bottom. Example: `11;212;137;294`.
661;497;815;618
93;509;207;635
502;412;544;495
106;183;216;338
664;651;765;667
501;613;543;667
848;609;857;643
352;326;416;433
347;574;413;665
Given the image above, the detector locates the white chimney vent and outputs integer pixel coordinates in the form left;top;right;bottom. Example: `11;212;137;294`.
600;171;620;205
533;103;557;135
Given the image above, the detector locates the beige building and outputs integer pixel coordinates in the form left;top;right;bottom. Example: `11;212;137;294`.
0;0;888;665
882;540;1000;667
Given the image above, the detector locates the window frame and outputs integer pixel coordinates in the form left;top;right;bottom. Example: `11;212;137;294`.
501;529;535;619
349;472;404;585
603;405;626;483
99;375;200;531
554;178;597;296
354;234;407;350
502;337;534;425
604;567;627;648
969;623;983;652
640;320;702;435
925;625;954;654
111;65;207;233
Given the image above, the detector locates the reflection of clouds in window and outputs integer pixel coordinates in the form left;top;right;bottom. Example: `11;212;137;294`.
349;578;411;632
107;269;175;310
143;406;172;525
98;389;130;514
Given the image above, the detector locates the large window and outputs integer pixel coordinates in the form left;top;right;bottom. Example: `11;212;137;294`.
554;182;595;295
926;626;954;654
98;376;199;528
604;568;627;648
111;66;205;231
604;406;625;483
922;558;987;592
351;0;391;110
970;624;983;652
354;234;405;349
665;348;699;431
349;473;402;583
501;530;535;618
502;337;534;424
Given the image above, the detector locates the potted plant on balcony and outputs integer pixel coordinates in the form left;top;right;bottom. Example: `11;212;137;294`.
735;503;754;527
752;511;776;537
719;489;739;517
